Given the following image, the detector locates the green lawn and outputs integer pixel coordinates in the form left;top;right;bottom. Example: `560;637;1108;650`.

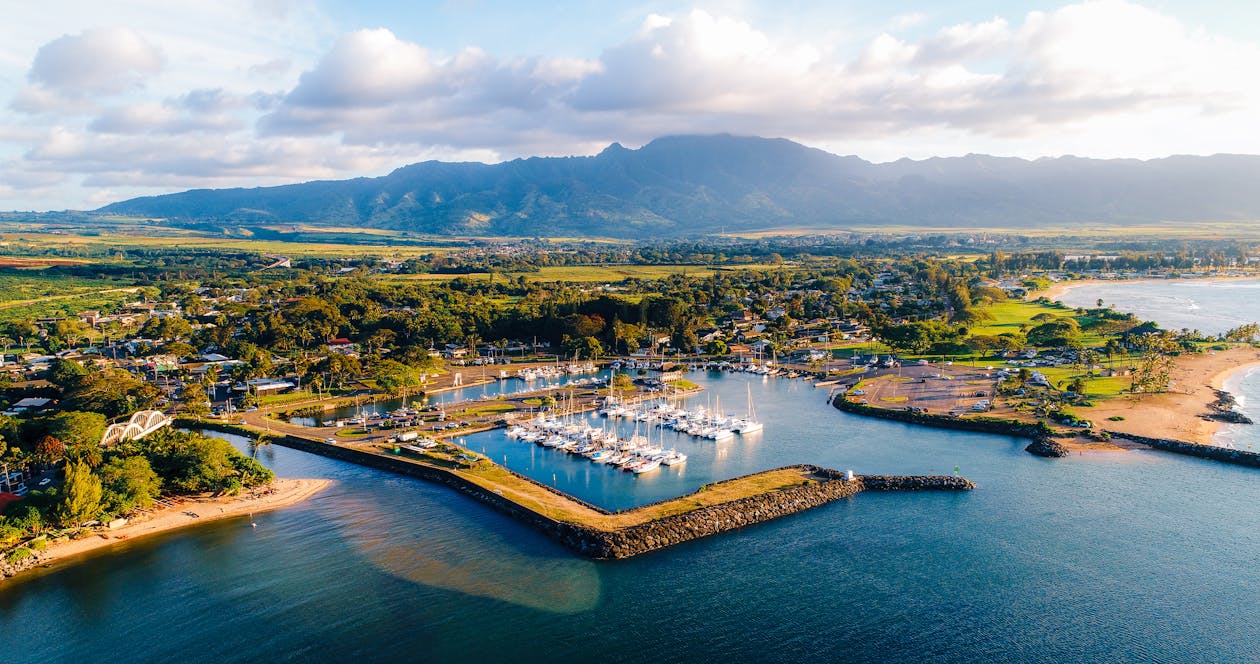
459;402;517;417
1028;367;1130;397
971;300;1076;337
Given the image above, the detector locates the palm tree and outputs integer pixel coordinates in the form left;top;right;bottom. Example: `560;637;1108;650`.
249;432;273;461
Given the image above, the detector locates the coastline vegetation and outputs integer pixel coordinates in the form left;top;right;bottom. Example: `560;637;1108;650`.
1;428;272;552
3;227;1260;560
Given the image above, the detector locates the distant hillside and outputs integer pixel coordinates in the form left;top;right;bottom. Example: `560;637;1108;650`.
97;135;1260;237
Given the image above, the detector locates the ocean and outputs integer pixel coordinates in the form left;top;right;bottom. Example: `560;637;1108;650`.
3;282;1260;662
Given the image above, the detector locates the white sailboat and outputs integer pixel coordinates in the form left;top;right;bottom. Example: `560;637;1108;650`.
734;383;764;434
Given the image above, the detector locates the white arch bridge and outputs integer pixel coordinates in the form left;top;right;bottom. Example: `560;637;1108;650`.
100;410;173;446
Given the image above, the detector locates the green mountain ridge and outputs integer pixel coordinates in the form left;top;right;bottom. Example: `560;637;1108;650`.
96;134;1260;237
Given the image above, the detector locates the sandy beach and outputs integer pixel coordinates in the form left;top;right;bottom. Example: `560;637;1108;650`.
3;478;330;581
1086;347;1260;445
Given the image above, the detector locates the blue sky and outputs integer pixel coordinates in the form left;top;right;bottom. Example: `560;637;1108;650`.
3;0;1260;210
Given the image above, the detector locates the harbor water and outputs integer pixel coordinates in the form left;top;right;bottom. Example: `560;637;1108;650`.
4;280;1260;662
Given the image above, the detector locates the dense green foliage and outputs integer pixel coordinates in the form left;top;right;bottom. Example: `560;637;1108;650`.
1;429;273;542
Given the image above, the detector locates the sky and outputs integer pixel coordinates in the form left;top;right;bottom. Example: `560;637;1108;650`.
3;0;1260;211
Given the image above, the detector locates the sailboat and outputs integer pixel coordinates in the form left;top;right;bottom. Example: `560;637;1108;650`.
734;383;764;434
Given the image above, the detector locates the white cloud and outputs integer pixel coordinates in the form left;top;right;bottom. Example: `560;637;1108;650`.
3;1;1260;210
28;27;165;95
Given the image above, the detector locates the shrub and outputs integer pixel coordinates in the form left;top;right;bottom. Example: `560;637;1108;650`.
5;546;33;564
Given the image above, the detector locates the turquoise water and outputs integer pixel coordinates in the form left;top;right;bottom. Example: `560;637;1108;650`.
5;281;1260;661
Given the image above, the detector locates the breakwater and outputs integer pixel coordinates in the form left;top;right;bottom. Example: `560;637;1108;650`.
573;471;975;559
831;396;1053;438
1106;431;1260;468
186;420;974;560
832;395;1260;469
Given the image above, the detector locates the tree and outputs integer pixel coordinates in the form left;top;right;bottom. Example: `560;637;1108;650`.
181;384;211;417
373;359;424;399
609;373;635;393
563;335;603;360
33;434;66;466
63;369;162;418
47;357;90;390
43;411;107;448
141;429;273;494
316;353;362;389
1026;319;1081;347
1129;332;1179;394
99;455;162;515
704;339;729;356
671;328;699;355
48;318;89;349
249;432;273;461
56;459;103;527
140;316;193;342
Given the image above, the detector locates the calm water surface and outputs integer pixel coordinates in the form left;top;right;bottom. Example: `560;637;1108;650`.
4;286;1260;661
1058;278;1260;336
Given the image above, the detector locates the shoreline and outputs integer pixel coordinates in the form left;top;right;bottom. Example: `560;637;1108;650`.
2;478;331;582
831;347;1260;456
1040;274;1260;304
196;422;974;559
1079;348;1260;447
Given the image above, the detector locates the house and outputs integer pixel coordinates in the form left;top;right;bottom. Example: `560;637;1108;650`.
235;378;296;395
749;339;774;353
697;328;723;343
9;397;52;413
327;338;358;354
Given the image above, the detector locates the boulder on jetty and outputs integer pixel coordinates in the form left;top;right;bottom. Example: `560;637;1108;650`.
1025;437;1071;458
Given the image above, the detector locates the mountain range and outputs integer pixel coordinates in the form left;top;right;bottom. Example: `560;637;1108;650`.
98;134;1260;237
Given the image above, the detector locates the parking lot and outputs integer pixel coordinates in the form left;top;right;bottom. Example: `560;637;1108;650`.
851;363;1001;415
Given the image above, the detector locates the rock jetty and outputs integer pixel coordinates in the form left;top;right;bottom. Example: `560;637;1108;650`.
190;421;975;560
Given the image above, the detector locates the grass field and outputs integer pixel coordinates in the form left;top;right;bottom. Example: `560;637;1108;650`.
0;289;139;323
458;402;517;417
0;274;132;303
970;300;1076;336
1031;367;1131;398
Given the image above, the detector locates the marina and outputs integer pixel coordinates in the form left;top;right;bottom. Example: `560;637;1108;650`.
8;371;1260;662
